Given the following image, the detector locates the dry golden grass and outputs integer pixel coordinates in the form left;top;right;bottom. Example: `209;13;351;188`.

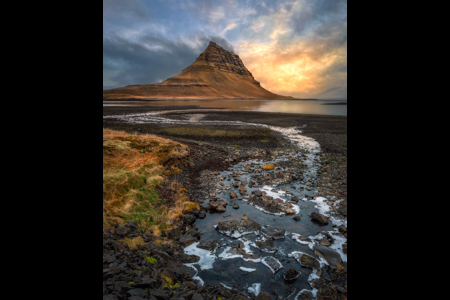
121;236;146;250
103;128;195;235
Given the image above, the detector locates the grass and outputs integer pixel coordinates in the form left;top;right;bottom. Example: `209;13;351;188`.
103;128;198;235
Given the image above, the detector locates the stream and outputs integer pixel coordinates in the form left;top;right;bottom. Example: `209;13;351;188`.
103;111;347;299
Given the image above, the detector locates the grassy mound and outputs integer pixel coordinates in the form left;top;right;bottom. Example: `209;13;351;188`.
103;128;198;235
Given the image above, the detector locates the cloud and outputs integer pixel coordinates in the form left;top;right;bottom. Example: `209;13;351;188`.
103;32;235;89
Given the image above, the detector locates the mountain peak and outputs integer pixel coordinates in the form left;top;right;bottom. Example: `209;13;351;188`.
193;42;253;78
103;40;296;100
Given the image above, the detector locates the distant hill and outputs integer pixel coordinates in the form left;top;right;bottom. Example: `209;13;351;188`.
103;41;298;100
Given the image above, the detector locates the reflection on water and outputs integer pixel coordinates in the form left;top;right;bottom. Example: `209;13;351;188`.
103;100;347;116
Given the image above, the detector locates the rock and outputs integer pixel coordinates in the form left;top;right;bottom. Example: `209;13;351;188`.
128;297;146;300
124;221;138;231
216;204;226;212
252;190;262;197
132;278;157;289
309;212;329;225
320;238;331;246
233;181;240;187
127;288;148;298
255;291;272;300
261;225;285;239
179;233;198;247
183;214;196;225
215;215;261;238
149;289;170;300
255;237;277;253
296;290;314;300
233;203;239;209
339;225;347;233
230;191;237;199
192;293;204;300
285;208;295;215
165;228;182;240
262;164;275;170
284;268;301;282
103;295;119;300
262;256;283;273
115;226;128;236
313;245;342;269
168;265;196;281
342;243;347;254
293;216;301;221
291;252;320;269
196;240;218;251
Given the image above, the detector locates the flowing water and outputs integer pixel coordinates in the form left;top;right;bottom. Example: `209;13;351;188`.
103;110;347;299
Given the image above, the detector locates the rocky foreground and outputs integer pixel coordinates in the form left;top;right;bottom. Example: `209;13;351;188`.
103;109;347;300
103;142;347;300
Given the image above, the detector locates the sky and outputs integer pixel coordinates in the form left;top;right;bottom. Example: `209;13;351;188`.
103;0;347;100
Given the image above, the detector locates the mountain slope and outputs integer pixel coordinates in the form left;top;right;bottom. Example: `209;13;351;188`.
103;41;296;100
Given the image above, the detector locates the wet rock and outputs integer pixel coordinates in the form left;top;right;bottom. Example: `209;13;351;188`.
342;243;347;254
320;238;331;246
179;254;200;263
233;181;240;187
261;225;285;239
291;252;320;269
179;233;198;247
313;245;342;269
183;214;196;225
293;216;301;221
215;215;261;238
216;204;226;212
262;256;283;273
291;196;299;203
339;225;347;233
197;240;218;251
309;212;329;225
230;191;238;199
103;295;119;300
252;190;262;197
296;290;314;300
233;203;239;209
255;237;277;253
284;268;301;282
198;213;205;219
255;291;272;300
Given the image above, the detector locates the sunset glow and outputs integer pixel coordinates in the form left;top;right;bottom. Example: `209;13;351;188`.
103;0;347;99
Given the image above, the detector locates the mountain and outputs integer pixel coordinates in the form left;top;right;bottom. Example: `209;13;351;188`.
103;41;297;100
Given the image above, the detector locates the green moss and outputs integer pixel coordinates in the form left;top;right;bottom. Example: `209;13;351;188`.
229;145;241;147
128;282;134;285
145;256;157;264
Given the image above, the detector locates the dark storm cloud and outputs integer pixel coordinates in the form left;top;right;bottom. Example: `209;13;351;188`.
289;0;347;35
103;32;235;89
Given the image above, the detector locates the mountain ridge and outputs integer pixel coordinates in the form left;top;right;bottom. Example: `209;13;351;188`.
103;41;298;100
